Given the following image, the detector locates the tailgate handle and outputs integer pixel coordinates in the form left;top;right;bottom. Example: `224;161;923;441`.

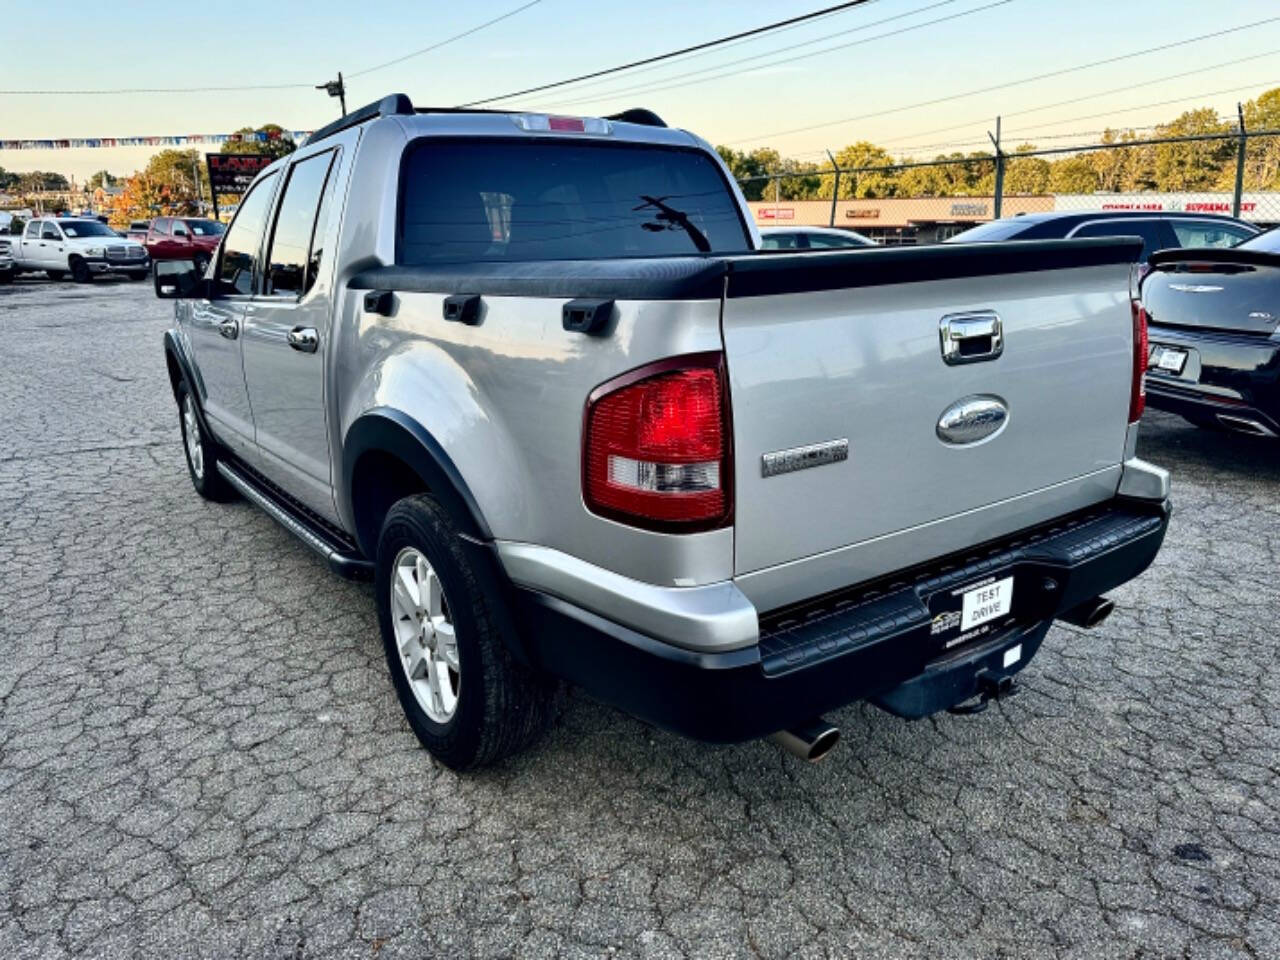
940;311;1003;365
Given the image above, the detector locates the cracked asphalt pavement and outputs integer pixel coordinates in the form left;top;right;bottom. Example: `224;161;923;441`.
1;277;1278;959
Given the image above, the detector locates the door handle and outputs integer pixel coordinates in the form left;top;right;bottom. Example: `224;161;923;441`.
216;318;239;340
287;326;319;353
939;311;1003;365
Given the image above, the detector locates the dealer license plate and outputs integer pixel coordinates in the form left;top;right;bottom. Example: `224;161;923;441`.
1149;345;1188;375
961;576;1014;631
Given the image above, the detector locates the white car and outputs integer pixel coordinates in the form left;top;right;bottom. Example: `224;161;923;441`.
7;217;150;283
759;225;876;250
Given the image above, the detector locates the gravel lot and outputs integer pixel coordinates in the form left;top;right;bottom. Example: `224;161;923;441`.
1;277;1278;960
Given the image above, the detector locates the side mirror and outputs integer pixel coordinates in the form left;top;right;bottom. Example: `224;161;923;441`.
154;259;208;299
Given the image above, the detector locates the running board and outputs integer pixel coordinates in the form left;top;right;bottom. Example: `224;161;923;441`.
215;461;374;581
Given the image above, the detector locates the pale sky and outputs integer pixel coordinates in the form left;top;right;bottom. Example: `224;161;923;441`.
3;0;1279;181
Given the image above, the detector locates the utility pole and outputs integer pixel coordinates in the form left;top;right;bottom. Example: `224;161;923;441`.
316;72;347;118
826;149;841;227
190;152;203;215
1232;102;1247;219
989;116;1004;221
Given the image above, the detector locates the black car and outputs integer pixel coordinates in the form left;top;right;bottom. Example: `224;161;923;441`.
949;210;1259;262
1141;228;1280;436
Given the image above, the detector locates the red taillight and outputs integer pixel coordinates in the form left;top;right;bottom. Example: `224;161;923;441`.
548;116;586;132
1130;299;1148;423
584;354;731;531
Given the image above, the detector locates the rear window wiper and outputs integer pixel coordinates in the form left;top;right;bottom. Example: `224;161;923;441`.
634;195;711;253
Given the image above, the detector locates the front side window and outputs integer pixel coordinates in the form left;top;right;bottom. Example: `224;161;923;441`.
41;223;61;241
1171;220;1254;249
173;220;190;237
265;150;336;296
1072;219;1168;259
217;172;279;296
399;140;750;264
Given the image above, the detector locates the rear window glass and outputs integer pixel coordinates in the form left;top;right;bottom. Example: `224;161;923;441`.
1241;228;1280;254
399;139;750;263
945;219;1031;243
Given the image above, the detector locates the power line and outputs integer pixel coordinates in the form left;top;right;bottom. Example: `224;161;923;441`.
0;3;542;96
455;0;878;107
348;1;542;79
537;0;1012;111
724;16;1280;146
533;0;964;109
878;49;1280;147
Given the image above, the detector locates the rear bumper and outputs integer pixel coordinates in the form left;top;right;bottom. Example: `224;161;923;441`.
1145;323;1280;432
514;496;1170;742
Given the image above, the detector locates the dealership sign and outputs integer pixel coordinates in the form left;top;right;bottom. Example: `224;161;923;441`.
206;154;274;195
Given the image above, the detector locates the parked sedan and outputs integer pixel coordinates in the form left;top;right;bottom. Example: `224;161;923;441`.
759;225;876;250
1142;228;1280;436
949;210;1259;263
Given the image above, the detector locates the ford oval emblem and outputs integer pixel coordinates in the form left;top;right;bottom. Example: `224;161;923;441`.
937;395;1009;446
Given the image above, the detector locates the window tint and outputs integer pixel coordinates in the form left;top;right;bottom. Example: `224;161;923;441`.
1171;220;1254;248
399;140;750;263
1071;219;1168;259
217;172;279;296
760;233;800;250
265;151;336;296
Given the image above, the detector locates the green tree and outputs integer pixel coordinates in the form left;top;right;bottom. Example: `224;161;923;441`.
1047;154;1098;194
221;123;296;160
0;166;18;191
828;142;898;199
1152;108;1233;191
1241;88;1280;189
87;170;119;190
1003;144;1050;195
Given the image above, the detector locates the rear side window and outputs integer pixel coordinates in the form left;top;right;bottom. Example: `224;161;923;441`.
1170;220;1254;249
265;150;337;296
399;139;750;263
760;233;801;250
1072;219;1170;259
217;172;279;296
25;221;41;239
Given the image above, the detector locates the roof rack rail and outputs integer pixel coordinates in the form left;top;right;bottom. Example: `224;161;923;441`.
306;93;414;146
603;108;667;128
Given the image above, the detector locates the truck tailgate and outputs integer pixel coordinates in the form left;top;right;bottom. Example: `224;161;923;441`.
722;239;1142;594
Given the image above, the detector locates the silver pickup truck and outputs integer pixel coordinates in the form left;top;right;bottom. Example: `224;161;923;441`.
155;94;1170;769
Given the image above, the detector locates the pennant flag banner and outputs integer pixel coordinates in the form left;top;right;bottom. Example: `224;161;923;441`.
0;131;312;150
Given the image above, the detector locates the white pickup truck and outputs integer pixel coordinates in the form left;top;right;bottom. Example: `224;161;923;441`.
8;217;150;282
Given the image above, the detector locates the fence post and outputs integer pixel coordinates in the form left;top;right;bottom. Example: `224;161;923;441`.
1233;102;1247;219
826;150;840;227
989;116;1004;220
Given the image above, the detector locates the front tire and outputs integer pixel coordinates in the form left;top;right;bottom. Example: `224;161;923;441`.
176;381;237;502
376;495;555;770
69;258;92;284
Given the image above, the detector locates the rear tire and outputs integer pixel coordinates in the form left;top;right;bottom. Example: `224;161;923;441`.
176;380;237;502
376;494;555;770
69;258;92;284
193;253;210;275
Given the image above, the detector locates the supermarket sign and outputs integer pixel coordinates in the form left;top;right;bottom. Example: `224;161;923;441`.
1057;194;1262;217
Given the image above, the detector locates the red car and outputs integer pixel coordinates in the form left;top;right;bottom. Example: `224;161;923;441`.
144;217;225;272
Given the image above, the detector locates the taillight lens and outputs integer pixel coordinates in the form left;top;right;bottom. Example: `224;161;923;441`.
1130;299;1148;423
584;354;731;531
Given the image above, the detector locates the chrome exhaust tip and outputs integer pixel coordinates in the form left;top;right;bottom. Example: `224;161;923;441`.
767;719;840;762
1060;596;1115;629
1215;414;1277;437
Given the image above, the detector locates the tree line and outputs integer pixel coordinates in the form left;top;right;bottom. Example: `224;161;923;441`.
718;88;1280;201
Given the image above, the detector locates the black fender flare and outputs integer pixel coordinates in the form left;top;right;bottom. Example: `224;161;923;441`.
342;409;535;666
162;329;215;440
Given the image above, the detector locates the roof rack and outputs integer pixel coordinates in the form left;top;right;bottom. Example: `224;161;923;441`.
306;93;414;146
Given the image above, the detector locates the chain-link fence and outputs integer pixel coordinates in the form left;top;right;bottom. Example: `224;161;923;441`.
738;129;1280;244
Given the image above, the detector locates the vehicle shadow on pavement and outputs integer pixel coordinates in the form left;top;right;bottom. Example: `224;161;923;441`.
1138;411;1280;481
